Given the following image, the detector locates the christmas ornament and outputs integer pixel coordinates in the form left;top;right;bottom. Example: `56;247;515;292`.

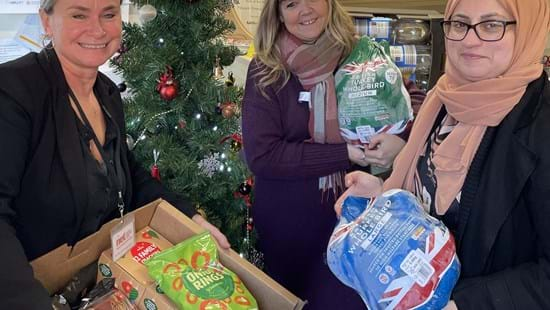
225;71;235;87
233;176;253;207
156;66;178;101
126;134;135;151
178;119;187;129
139;4;157;24
220;133;243;152
238;182;252;196
151;149;161;181
222;103;236;119
213;56;224;79
197;153;222;177
117;82;127;92
230;140;242;152
244;248;264;270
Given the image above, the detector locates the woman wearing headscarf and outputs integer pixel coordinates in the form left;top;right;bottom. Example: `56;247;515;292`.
338;0;550;308
241;0;425;307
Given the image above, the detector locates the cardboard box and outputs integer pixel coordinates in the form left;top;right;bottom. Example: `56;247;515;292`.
31;199;306;310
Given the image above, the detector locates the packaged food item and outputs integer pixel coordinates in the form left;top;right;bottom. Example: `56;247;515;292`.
354;17;395;42
391;19;430;44
145;232;258;310
389;45;432;76
116;226;173;286
80;288;136;310
97;226;175;308
327;189;460;310
336;37;413;145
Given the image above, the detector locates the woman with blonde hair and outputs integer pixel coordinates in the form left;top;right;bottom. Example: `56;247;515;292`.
338;0;550;308
0;0;228;307
242;0;425;307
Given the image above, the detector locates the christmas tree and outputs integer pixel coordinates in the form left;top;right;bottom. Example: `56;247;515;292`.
112;0;259;263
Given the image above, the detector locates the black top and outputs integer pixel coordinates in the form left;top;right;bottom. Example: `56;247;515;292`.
74;103;125;240
0;48;196;309
416;112;461;235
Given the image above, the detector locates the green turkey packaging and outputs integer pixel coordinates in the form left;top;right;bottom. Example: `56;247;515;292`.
145;232;258;310
336;37;413;145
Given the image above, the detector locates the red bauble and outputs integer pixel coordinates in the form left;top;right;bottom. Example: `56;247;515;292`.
159;84;178;101
151;164;161;181
156;66;179;101
178;119;187;129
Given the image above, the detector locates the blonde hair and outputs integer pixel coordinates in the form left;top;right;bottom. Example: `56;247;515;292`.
253;0;356;95
40;0;123;14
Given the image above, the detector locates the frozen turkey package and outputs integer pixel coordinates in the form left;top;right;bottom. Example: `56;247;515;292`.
336;37;413;145
327;189;460;310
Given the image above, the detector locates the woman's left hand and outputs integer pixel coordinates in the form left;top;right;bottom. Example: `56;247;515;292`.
443;300;458;310
192;214;231;249
364;133;406;168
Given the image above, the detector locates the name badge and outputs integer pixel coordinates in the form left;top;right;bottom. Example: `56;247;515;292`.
110;213;136;261
298;91;311;108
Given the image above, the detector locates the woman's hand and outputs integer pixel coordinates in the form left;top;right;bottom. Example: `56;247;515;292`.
192;214;231;249
335;171;383;216
364;133;406;168
347;144;369;167
443;300;458;310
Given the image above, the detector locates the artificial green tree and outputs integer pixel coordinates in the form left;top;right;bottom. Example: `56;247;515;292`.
112;0;259;263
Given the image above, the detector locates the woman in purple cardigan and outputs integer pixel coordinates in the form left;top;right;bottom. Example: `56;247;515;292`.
241;0;425;307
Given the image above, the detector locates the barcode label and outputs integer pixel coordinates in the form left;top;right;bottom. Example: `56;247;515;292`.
400;249;435;286
356;125;376;144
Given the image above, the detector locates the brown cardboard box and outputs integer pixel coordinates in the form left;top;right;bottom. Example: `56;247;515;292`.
31;199;306;310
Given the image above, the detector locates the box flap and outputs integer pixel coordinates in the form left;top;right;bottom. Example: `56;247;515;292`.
31;199;160;293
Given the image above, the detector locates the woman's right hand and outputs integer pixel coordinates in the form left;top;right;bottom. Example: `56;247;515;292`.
347;144;369;167
335;171;383;216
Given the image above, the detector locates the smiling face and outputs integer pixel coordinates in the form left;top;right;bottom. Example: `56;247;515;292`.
445;0;516;82
40;0;122;71
279;0;329;42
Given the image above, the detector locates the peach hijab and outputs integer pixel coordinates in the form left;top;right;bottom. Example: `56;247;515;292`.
384;0;550;214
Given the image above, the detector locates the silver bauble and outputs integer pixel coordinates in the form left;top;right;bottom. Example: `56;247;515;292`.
139;4;157;24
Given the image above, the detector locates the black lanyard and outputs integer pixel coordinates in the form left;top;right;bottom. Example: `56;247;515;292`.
67;88;126;219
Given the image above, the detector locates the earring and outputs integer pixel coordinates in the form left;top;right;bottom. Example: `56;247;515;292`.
41;34;54;49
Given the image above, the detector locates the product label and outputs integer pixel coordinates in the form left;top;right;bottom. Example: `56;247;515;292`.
400;249;435;286
98;263;112;277
143;298;158;310
183;267;235;300
110;213;136;261
131;241;162;264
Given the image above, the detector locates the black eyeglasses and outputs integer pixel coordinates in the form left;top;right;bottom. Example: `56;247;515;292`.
440;20;516;42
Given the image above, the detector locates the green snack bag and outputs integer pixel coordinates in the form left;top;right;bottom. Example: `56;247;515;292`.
336;36;413;145
144;232;258;310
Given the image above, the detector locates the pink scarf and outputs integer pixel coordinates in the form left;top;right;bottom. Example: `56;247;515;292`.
277;30;346;192
277;29;345;144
